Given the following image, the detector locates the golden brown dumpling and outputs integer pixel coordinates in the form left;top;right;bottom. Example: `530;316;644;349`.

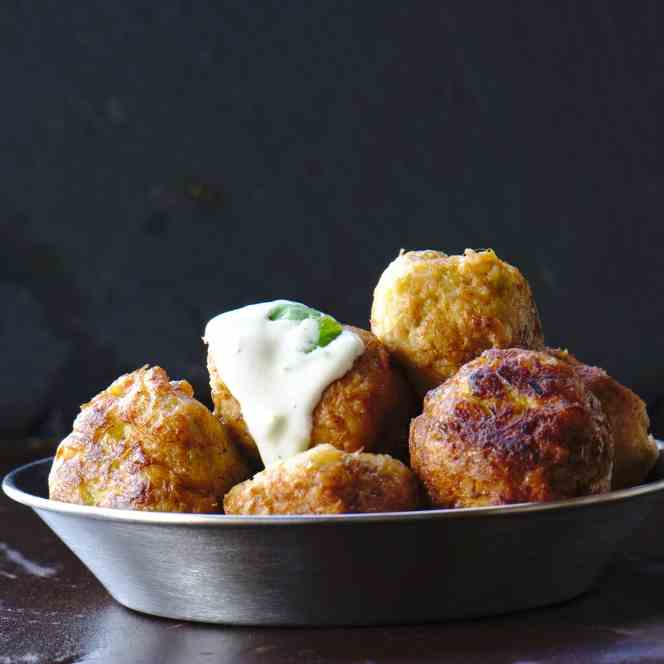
224;444;421;515
409;349;613;507
546;348;658;489
208;326;416;464
371;249;544;396
49;366;250;512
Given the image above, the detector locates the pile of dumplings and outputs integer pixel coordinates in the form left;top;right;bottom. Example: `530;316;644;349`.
49;249;658;514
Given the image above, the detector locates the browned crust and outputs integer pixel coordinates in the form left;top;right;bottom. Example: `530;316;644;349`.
409;348;613;507
49;366;250;512
546;348;658;489
208;325;417;465
223;444;422;515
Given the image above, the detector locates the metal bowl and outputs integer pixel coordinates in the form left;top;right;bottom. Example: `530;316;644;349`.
4;448;664;626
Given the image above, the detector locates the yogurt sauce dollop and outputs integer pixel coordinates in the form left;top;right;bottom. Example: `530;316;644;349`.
204;301;365;466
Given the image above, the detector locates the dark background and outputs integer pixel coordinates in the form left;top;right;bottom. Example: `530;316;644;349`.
2;2;663;440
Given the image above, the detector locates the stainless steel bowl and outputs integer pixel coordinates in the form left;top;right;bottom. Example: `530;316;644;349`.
4;448;664;626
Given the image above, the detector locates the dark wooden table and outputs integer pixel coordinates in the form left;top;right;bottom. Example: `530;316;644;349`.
3;446;664;664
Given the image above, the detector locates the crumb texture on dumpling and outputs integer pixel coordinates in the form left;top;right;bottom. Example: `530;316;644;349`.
49;366;250;512
546;348;658;489
371;249;544;395
409;348;613;507
223;444;421;515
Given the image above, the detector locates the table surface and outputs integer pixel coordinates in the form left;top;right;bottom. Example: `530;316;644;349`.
3;449;664;664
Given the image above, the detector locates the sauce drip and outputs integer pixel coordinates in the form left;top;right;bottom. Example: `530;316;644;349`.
204;301;364;466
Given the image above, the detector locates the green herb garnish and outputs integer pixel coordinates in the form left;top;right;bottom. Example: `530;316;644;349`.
268;302;343;349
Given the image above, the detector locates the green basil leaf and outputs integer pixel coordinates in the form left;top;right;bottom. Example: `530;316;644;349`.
268;302;343;350
317;314;343;348
268;302;320;322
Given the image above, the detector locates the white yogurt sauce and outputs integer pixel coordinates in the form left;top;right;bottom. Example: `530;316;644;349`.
204;301;364;466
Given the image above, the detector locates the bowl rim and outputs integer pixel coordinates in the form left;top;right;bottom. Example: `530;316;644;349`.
4;449;664;527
